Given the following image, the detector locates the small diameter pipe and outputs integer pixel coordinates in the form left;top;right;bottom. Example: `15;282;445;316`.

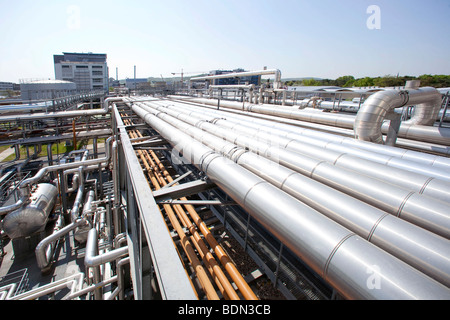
35;219;88;270
0;137;113;217
123;117;230;300
146;146;258;300
133;100;450;238
124;114;257;299
130;100;450;286
130;102;450;300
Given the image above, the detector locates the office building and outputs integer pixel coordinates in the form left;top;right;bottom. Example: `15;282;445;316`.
54;52;108;92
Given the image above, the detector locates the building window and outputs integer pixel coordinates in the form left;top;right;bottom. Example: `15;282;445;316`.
92;70;103;76
76;65;88;69
92;65;103;69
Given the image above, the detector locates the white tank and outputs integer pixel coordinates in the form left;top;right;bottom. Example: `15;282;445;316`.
1;183;58;239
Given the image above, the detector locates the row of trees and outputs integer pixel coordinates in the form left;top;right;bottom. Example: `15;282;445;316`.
284;75;450;88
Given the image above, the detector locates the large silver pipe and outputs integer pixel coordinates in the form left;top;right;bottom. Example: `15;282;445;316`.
164;98;450;171
191;69;282;88
183;97;450;146
70;151;89;222
354;87;442;143
132;100;450;238
36;187;96;271
130;102;450;299
170;95;450;168
0;96;118;123
152;99;450;195
130;101;450;287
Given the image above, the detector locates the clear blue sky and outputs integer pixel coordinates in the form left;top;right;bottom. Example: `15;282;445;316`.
1;0;449;83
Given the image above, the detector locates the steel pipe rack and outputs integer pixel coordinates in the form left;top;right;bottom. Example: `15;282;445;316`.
2;86;450;300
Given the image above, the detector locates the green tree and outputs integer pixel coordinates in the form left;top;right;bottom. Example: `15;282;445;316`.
335;75;355;87
301;79;322;86
353;77;375;87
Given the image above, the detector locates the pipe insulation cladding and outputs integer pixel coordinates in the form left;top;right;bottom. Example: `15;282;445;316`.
129;101;450;300
182;96;450;146
129;99;450;239
168;95;450;168
1;183;58;239
354;87;443;144
128;99;450;287
151;99;450;186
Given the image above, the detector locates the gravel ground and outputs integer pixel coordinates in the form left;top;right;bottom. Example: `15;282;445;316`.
220;235;286;300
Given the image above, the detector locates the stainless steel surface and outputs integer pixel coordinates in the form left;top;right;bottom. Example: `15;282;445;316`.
2;183;58;239
165;97;450;169
354;87;443;143
112;105;198;300
182;96;450;146
191;69;282;88
130;101;450;300
132;99;450;238
129;98;450;286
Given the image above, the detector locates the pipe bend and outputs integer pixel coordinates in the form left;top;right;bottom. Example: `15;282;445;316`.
35;219;87;270
84;228;128;268
354;87;442;144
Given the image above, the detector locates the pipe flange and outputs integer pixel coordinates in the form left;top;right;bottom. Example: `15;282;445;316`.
228;147;247;163
194;119;207;128
207;117;226;124
198;151;220;173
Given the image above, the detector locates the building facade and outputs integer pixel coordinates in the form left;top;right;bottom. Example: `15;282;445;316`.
54;52;108;92
20;80;77;101
209;68;260;86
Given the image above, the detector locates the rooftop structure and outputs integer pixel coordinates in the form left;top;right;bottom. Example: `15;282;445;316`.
20;79;77;101
54;52;108;93
1;69;450;302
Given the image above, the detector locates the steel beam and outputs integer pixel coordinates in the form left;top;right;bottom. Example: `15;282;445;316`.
113;104;197;300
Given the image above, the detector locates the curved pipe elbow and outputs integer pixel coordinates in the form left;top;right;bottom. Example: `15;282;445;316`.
103;97;124;112
35;219;87;270
84;228;128;268
0;196;27;216
405;89;442;125
354;87;442;143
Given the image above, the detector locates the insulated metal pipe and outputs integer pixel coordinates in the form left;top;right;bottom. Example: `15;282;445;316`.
130;101;450;286
149;99;450;198
124;120;236;300
191;69;282;88
70;151;89;223
85;228;129;299
169;95;450;169
163;98;450;170
1;137;112;219
131;100;450;238
35;219;88;270
130;102;450;300
0;96;117;123
354;87;442;144
183;97;450;146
